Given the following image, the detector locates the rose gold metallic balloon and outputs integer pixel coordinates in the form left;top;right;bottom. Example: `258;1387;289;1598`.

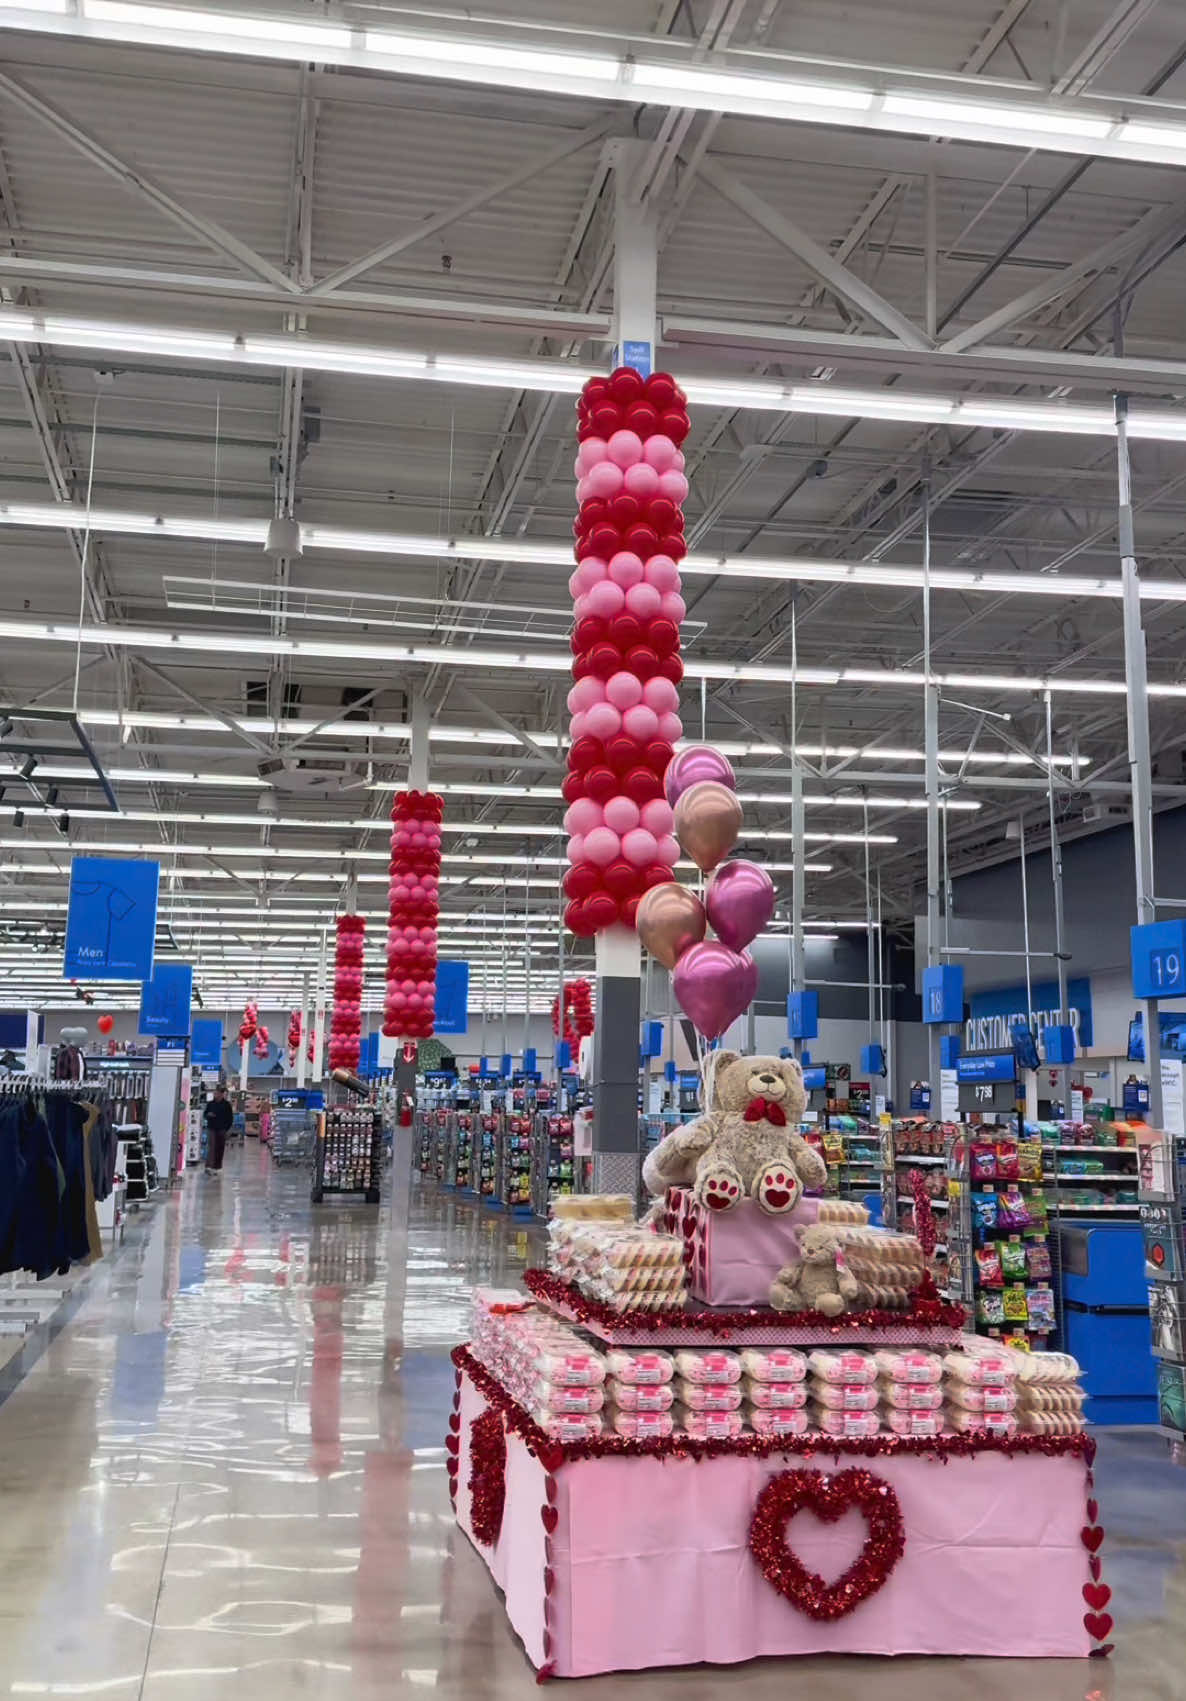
636;882;707;970
674;780;743;873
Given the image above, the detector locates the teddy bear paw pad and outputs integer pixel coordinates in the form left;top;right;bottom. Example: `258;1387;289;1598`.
754;1163;802;1214
698;1170;742;1211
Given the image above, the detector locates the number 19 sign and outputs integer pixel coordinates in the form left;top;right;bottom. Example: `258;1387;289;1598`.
1132;921;1186;1000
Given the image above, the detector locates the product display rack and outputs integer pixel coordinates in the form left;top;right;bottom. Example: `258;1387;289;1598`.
312;1103;382;1205
1137;1125;1186;1439
530;1111;574;1216
943;1121;1058;1348
499;1114;534;1216
1032;1117;1141;1217
477;1112;500;1202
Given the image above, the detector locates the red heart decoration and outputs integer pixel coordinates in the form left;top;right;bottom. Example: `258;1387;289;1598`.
545;1475;558;1505
536;1660;556;1683
544;1567;555;1597
543;1630;553;1659
749;1467;905;1622
445;1433;459;1456
541;1504;559;1534
664;1213;676;1235
1086;1498;1098;1524
1089;1557;1102;1581
448;1412;460;1434
1084;1612;1114;1642
1083;1583;1111;1611
1081;1525;1105;1553
468;1409;507;1548
682;1214;697;1238
544;1537;554;1569
445;1455;458;1477
452;1391;461;1412
1088;1645;1114;1660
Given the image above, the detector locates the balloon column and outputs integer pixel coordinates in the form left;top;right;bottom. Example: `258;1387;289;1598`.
551;978;595;1050
328;915;365;1072
563;366;691;938
636;747;776;1041
238;1000;258;1045
287;1010;302;1069
383;788;443;1042
253;1022;271;1062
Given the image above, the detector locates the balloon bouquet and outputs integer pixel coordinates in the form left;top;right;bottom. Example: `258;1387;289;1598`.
637;746;775;1041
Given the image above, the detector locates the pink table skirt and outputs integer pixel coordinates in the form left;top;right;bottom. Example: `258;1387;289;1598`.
453;1365;1104;1678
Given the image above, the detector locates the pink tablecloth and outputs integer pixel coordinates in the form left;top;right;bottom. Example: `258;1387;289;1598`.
456;1368;1096;1677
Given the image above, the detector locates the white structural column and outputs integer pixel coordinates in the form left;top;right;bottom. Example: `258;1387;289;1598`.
588;143;655;1194
295;970;309;1088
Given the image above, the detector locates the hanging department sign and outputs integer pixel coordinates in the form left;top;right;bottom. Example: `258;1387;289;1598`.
964;976;1092;1054
63;855;160;981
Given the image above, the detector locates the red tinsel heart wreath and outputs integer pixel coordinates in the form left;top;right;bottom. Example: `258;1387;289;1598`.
749;1467;905;1622
468;1408;507;1548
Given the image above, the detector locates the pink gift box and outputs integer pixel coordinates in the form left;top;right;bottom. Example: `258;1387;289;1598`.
663;1187;822;1306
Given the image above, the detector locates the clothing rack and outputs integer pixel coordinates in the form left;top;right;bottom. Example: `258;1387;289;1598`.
0;1075;105;1094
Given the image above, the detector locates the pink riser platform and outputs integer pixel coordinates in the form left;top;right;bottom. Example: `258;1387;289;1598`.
455;1367;1096;1677
667;1186;825;1306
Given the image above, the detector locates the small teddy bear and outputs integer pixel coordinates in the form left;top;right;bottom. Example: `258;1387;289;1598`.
770;1225;860;1317
640;1050;826;1214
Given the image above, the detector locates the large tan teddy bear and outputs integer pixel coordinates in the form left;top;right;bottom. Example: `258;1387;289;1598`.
641;1051;826;1214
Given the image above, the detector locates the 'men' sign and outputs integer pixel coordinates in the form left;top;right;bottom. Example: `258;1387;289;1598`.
964;976;1092;1053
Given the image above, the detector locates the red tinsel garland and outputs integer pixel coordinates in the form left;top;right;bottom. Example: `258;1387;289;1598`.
383;787;443;1042
749;1467;906;1621
523;1267;967;1337
328;912;365;1072
452;1345;1097;1474
908;1168;938;1259
468;1407;507;1547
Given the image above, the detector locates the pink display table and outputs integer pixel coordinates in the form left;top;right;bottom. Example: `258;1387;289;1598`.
450;1348;1111;1679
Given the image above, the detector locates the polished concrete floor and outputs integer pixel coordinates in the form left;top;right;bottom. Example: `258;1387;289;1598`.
2;1141;1185;1699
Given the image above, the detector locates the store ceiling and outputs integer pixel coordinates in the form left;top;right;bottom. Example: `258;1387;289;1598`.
0;0;1184;1008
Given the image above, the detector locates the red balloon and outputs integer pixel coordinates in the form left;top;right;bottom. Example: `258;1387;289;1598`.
609;365;645;404
625;523;659;558
620;895;641;928
97;1013;115;1035
592;402;621;437
575;534;601;561
581;497;609;527
658;652;684;685
609;612;644;651
658;532;686;561
569;734;605;774
626;401;658;437
589;522;621;558
648;617;679;655
585;376;610;406
647;497;677;532
562;771;586;804
660;407;690;444
585;890;619;929
646;372;677;409
573;613;608;652
564;863;600;900
608;493;641;529
605;733;640;775
572;515;586;541
585;764;618;803
644;738;674;775
565;898;597;937
602;857;639;898
624;765;663;804
641;862;674;890
625;644;660;681
588;641;622;681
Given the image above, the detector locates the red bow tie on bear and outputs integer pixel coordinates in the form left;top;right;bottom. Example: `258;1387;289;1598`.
743;1095;787;1126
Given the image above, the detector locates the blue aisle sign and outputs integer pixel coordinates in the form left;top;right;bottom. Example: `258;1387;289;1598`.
965;975;1093;1050
190;1016;223;1067
621;339;652;377
434;960;469;1034
1132;921;1186;999
139;962;193;1035
922;964;964;1024
63;855;159;980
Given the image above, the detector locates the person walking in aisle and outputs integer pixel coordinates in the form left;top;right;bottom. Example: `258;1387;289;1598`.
204;1084;234;1176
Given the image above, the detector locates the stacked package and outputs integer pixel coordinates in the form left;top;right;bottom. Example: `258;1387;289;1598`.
873;1347;946;1437
471;1289;606;1437
806;1348;882;1436
740;1347;810;1437
548;1216;687;1311
1008;1348;1087;1435
831;1227;926;1309
672;1348;743;1438
942;1343;1019;1435
604;1347;675;1438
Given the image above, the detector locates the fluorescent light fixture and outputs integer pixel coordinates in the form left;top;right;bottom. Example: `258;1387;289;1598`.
881;93;1112;142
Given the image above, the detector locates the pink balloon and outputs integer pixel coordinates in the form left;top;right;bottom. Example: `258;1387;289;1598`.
605;670;643;711
572;454;585;481
585;700;623;741
569;675;605;712
603;794;641;835
566;835;585;866
608;550;644;588
659;591;687;624
578;436;609;471
568;569;584;600
673;450;686;471
622;827;659;868
657;833;681;865
706;859;776;952
585;578;625;618
673;944;757;1041
569;710;589;740
644;553;680;592
587;460;624;499
623;702;660;742
584;825;621;867
657;469;689;503
657;712;684;743
565;798;603;836
623;461;660;500
573;594;591;621
641;797;674;836
575;555;609;593
642;676;679;714
625;581;661;619
608;428;643;468
575;475;592;503
643;434;678;472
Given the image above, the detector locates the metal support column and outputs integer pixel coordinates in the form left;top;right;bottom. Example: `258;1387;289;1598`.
922;462;943;1093
1045;691;1071;1115
1117;393;1163;1122
397;692;430;1115
789;604;806;1061
295;970;309;1088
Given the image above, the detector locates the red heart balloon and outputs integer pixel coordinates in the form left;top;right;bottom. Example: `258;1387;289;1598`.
749;1467;905;1622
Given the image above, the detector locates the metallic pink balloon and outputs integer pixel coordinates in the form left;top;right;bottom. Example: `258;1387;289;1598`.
706;859;775;951
672;942;757;1040
664;744;737;807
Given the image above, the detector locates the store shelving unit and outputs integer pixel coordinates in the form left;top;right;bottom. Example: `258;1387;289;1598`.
531;1111;574;1215
499;1114;534;1216
944;1122;1057;1348
312;1104;382;1205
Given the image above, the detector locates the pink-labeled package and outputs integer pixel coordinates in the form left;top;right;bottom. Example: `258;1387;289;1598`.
943;1348;1017;1385
885;1408;946;1438
944;1406;1018;1436
810;1380;881;1412
739;1347;808;1384
608;1379;675;1412
532;1409;605;1439
806;1348;876;1385
674;1405;745;1440
607;1408;675;1440
532;1380;605;1415
532;1349;607;1386
809;1406;881;1438
748;1406;810;1437
945;1381;1017;1413
743;1377;808;1410
674;1350;741;1385
872;1348;943;1384
605;1348;674;1385
676;1380;743;1413
878;1378;944;1412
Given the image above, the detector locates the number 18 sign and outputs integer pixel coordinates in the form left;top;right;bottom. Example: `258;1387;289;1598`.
1132;920;1186;999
